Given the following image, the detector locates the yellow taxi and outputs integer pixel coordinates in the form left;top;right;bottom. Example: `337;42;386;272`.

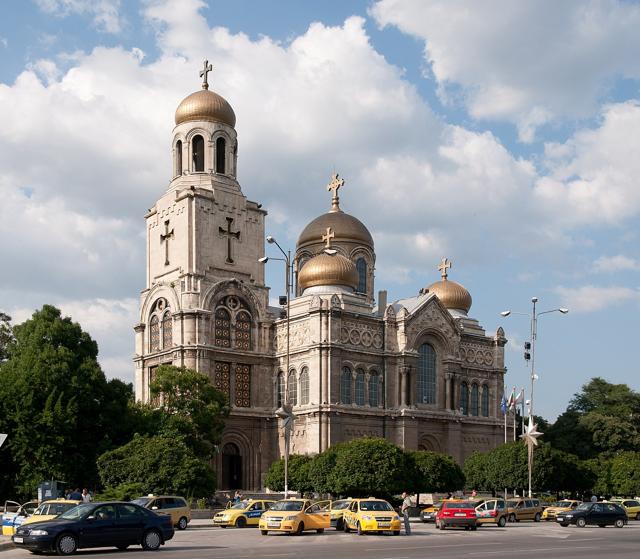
131;495;191;530
541;500;581;521
610;499;640;520
328;499;352;530
21;499;82;527
259;499;330;535
213;499;275;528
342;498;402;535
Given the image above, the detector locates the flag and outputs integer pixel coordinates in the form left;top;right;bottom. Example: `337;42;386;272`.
515;388;525;405
507;387;517;409
500;394;508;414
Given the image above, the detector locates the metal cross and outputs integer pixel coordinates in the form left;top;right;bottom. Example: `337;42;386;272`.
219;217;240;263
200;59;213;90
438;257;451;280
160;220;175;266
322;226;335;248
326;173;344;211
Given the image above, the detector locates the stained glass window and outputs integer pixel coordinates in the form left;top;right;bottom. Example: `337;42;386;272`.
460;382;469;415
471;383;479;416
369;372;379;407
481;384;489;417
418;344;437;404
287;370;297;406
341;367;352;404
234;364;250;407
214;308;231;347
235;311;251;350
300;367;310;405
162;311;172;349
355;369;365;405
356;258;367;293
150;315;160;352
214;361;231;400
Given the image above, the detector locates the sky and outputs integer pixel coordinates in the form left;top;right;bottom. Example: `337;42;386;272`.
1;0;639;422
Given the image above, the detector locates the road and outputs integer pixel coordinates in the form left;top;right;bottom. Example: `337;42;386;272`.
2;520;639;558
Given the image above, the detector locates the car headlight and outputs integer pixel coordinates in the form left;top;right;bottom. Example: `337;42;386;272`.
392;516;400;521
285;515;297;521
362;515;373;521
30;529;48;536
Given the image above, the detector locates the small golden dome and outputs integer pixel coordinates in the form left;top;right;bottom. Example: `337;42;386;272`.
175;89;236;127
426;279;472;313
298;252;359;292
297;211;373;248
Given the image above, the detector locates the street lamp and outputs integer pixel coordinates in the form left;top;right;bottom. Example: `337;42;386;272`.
500;298;568;498
259;235;294;498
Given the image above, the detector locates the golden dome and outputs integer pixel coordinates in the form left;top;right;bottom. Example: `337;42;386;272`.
426;278;472;313
175;89;236;127
297;211;373;248
298;252;359;291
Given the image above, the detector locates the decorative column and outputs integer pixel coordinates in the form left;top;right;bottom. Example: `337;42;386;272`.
445;373;452;411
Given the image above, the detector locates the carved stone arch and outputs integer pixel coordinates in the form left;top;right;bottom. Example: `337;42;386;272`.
411;328;453;357
218;430;253;490
172;132;187;147
384;305;397;320
202;280;265;323
185;127;209;143
418;434;441;452
139;283;181;323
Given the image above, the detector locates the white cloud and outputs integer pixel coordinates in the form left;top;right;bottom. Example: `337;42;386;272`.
371;0;640;141
555;285;640;313
35;0;124;34
593;255;640;273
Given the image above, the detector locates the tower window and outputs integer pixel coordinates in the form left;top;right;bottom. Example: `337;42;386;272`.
356;258;367;293
417;343;437;404
192;135;205;172
175;140;182;177
149;315;160;352
216;137;226;174
340;367;352;404
161;311;172;349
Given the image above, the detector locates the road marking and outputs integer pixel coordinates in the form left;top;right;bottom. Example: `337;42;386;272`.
467;546;594;556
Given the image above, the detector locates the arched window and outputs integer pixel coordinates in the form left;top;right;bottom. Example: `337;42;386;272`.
150;315;160;352
192;135;205;172
214;308;231;347
235;311;251;350
162;311;172;349
287;370;298;406
368;372;379;407
417;343;437;404
481;384;489;417
471;383;479;416
460;382;469;415
299;367;310;405
175;140;182;176
275;372;284;408
355;369;365;405
216;137;226;174
340;367;352;404
356;258;367;294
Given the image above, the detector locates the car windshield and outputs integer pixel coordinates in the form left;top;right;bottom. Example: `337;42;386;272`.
269;501;304;512
35;503;77;516
445;502;473;509
557;501;573;507
59;504;93;520
230;501;250;510
576;503;592;511
131;498;152;507
332;501;351;510
359;501;393;512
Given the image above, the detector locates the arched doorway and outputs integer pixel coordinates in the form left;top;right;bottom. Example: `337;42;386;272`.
221;442;242;489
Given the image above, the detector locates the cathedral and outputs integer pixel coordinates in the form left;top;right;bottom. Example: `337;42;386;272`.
134;63;508;491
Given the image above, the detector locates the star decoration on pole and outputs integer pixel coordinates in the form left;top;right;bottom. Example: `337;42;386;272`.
520;417;543;447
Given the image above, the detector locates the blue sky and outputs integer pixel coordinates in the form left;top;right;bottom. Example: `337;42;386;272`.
1;0;639;421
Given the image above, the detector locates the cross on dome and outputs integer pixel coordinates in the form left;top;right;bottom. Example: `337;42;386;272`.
322;227;335;248
200;59;213;90
326;173;345;212
438;257;452;280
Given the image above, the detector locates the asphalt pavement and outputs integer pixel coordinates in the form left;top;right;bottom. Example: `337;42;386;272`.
1;519;639;558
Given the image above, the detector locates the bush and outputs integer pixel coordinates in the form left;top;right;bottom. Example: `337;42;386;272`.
264;454;314;494
408;450;465;493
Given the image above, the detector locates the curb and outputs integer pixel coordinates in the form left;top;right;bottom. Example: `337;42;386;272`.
0;540;14;552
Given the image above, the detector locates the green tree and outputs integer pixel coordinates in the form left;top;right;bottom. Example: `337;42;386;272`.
408;450;465;493
263;454;314;495
326;438;410;498
307;447;339;495
149;365;229;459
0;311;13;362
463;451;491;492
0;305;135;499
545;409;593;459
97;434;215;498
609;452;640;498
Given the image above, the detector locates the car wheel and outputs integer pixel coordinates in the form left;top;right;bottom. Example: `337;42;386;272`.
344;520;351;533
142;529;162;551
498;516;507;528
116;545;129;550
615;519;624;528
295;521;304;536
235;516;247;528
576;518;586;528
560;523;569;527
178;516;188;530
260;530;268;535
393;530;400;536
471;525;477;531
534;513;541;522
317;528;324;534
508;513;516;523
440;522;446;531
55;533;77;556
356;521;364;535
335;518;343;531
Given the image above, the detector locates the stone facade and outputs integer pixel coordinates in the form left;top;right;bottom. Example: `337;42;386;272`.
134;78;508;491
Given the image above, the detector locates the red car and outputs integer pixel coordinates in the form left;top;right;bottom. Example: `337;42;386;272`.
435;501;478;530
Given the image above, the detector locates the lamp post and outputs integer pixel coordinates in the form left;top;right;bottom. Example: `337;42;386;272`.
500;298;568;497
259;235;294;498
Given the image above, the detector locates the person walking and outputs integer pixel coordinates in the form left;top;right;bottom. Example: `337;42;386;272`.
401;492;412;535
68;488;82;500
82;489;92;503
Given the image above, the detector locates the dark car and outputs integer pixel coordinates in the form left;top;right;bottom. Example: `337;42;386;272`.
435;501;477;530
12;501;174;555
556;502;627;528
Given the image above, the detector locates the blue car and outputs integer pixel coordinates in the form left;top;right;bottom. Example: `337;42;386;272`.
12;501;174;555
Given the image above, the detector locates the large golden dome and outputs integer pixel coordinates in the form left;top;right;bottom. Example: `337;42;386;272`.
175;89;236;127
297;211;373;248
298;252;359;291
426;278;472;313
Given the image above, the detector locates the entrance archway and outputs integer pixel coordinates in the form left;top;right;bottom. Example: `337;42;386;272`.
221;442;242;489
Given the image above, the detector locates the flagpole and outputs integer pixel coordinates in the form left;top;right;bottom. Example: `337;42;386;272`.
504;410;507;443
513;407;516;441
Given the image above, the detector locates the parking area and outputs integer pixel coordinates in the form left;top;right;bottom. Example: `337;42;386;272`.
2;519;639;558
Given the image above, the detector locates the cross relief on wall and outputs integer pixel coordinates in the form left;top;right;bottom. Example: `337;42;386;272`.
219;217;241;264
